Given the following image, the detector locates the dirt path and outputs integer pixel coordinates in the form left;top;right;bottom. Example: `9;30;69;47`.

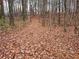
0;17;79;59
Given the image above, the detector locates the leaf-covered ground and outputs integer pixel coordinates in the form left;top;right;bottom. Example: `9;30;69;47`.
0;17;79;59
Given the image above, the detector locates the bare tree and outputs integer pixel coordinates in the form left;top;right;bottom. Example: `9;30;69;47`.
74;0;79;34
22;0;27;21
64;0;67;32
0;0;4;19
41;0;47;26
58;0;60;25
8;0;15;26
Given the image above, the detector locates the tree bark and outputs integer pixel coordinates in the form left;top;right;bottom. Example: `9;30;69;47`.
64;0;67;32
58;0;60;25
0;0;4;19
8;0;15;26
22;0;27;21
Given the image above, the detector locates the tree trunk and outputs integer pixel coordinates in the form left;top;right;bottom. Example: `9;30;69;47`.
42;0;47;26
74;0;79;34
64;0;67;32
0;0;4;19
58;0;60;25
8;0;15;26
22;0;27;21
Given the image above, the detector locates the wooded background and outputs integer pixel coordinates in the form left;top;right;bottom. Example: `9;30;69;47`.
0;0;79;32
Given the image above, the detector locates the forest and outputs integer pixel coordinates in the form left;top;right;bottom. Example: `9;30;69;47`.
0;0;79;59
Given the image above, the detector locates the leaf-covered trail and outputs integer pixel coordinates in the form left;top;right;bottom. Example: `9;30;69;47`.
0;17;79;59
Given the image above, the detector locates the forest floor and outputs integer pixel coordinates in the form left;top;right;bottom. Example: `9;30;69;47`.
0;16;79;59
